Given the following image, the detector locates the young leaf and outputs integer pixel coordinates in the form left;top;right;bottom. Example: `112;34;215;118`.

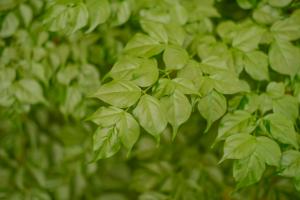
243;50;269;81
133;95;167;140
264;113;298;149
110;56;159;87
217;110;254;141
124;33;164;58
86;0;110;33
163;45;189;70
266;82;285;99
256;136;281;166
198;90;227;132
232;25;264;52
91;80;141;108
210;72;248;94
140;19;168;43
93;126;121;160
0;12;19;37
233;153;265;188
13;79;45;104
160;90;192;139
172;78;199;95
87;106;123;127
269;40;300;76
280;150;300;177
268;0;292;7
117;112;140;151
220;133;256;163
273;95;298;122
271;17;300;41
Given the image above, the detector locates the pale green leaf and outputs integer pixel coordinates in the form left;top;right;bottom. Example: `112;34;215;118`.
220;134;256;162
264;113;298;148
133;95;167;139
266;82;285;99
117;112;140;151
232;25;264;52
163;45;189;70
268;0;292;7
19;4;33;27
256;136;281;166
124;33;164;58
243;50;269;81
172;78;199;95
271;17;300;41
210;72;247;94
110;56;159;87
177;60;203;90
140;19;168;43
14;79;45;104
273;95;298;122
0;12;19;37
87;106;123;127
86;0;110;33
217;110;254;141
160;90;192;139
233;152;265;188
93;126;121;160
198;90;227;131
280;150;300;177
91;80;141;108
269;40;300;76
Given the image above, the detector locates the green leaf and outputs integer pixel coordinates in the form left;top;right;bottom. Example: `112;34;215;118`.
91;80;141;108
268;0;292;7
93;126;121;160
269;40;300;76
217;110;254;141
19;4;33;27
271;17;300;41
140;19;168;43
280;150;300;177
198;90;227;131
264;113;298;148
160;90;192;139
266;82;285;99
232;25;264;52
273;95;298;122
72;3;89;33
14;79;45;104
0;12;19;37
243;50;269;81
170;2;188;25
177;60;203;90
111;1;131;26
220;133;256;162
236;0;255;9
117;112;140;151
87;106;123;126
124;33;164;58
152;78;176;98
60;86;82;115
133;95;167;139
163;45;189;70
172;78;199;95
110;56;159;87
86;0;110;33
233;152;265;188
210;72;247;94
252;4;281;25
165;23;186;46
256;136;281;166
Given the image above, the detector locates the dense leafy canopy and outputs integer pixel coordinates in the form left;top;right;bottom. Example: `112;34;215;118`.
1;0;300;199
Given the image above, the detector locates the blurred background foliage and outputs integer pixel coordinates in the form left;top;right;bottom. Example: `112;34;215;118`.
0;0;300;199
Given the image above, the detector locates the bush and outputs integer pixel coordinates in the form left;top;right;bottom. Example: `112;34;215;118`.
1;0;300;199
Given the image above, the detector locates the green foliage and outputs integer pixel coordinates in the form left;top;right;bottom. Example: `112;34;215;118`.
1;0;300;199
